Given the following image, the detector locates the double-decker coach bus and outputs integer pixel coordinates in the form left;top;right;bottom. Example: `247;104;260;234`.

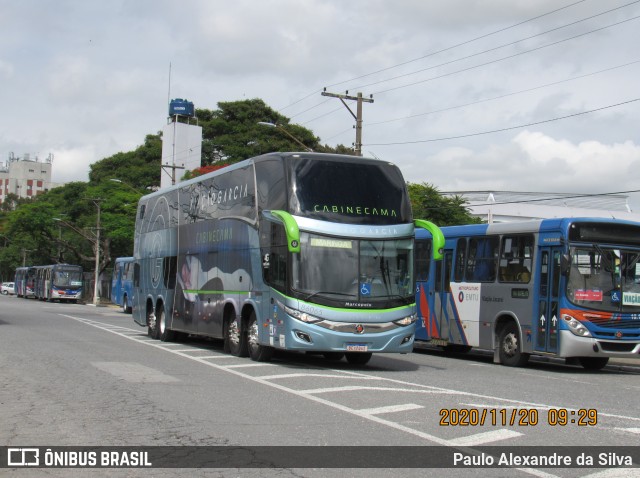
415;218;640;370
34;264;83;303
15;266;36;298
111;257;134;313
133;152;443;364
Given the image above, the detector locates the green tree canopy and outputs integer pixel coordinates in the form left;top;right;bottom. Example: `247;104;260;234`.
408;182;481;226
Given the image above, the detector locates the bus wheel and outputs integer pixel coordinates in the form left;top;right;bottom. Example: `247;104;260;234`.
578;357;609;370
498;322;529;367
247;311;273;362
158;305;175;342
323;352;345;361
123;296;131;314
345;352;372;365
147;308;159;339
225;315;248;357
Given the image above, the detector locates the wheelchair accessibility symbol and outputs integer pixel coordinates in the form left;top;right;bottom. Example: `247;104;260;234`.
361;283;371;296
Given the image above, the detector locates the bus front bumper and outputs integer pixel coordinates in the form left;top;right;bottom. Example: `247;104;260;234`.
273;320;416;354
558;330;640;359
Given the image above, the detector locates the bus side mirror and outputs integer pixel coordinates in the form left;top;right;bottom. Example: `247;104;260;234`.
560;254;570;276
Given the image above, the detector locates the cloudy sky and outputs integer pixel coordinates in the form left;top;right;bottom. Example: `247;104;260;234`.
2;0;639;209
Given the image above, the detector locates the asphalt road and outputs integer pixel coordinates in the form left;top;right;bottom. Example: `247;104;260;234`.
0;295;638;477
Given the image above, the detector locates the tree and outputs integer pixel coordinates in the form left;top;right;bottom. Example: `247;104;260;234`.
88;133;162;191
408;182;482;226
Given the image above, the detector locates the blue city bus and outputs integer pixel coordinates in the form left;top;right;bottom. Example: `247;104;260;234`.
33;264;83;303
415;218;640;370
15;266;36;298
111;256;134;313
132;152;443;364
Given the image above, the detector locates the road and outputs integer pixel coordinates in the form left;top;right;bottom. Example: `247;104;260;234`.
0;294;638;477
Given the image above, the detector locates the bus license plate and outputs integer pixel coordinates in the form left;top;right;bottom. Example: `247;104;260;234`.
346;343;368;352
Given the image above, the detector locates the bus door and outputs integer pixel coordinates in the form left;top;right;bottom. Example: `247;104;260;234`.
535;247;561;354
433;250;453;342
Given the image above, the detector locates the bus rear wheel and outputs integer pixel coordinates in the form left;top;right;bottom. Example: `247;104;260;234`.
498;322;529;367
578;357;609;370
147;308;159;339
158;305;175;342
247;312;273;362
123;295;132;314
225;315;248;357
345;352;372;365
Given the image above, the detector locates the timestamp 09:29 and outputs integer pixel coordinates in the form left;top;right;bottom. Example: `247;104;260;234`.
439;408;598;427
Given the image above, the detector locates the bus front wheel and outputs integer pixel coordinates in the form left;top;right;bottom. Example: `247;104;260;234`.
498;322;529;367
247;311;273;362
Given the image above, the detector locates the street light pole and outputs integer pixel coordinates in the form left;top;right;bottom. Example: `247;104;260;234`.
91;199;102;306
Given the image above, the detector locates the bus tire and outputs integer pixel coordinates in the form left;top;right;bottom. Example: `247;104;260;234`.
123;295;132;314
345;352;372;365
498;322;529;367
158;305;175;342
225;314;248;357
578;357;609;370
147;307;159;340
247;311;273;362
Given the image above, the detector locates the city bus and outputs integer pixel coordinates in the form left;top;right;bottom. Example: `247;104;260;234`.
111;256;134;313
15;266;36;298
415;218;640;369
33;264;83;302
132;152;444;364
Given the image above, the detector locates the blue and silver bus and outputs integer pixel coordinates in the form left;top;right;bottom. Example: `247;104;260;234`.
415;217;640;369
15;266;36;298
132;152;443;364
33;264;83;303
111;257;134;313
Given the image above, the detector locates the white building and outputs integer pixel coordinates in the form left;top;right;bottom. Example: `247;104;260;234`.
0;154;60;204
445;191;640;223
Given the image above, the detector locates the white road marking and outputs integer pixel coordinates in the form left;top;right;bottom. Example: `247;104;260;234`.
358;403;424;415
92;361;180;383
62;313;640;478
447;429;522;446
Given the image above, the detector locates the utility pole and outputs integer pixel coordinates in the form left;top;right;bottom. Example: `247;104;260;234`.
321;89;374;156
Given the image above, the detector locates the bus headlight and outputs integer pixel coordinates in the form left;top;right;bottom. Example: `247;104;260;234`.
562;314;592;337
285;305;322;324
393;314;417;327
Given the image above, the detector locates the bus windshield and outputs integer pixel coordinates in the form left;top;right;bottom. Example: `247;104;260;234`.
566;246;640;312
292;232;414;305
54;270;83;287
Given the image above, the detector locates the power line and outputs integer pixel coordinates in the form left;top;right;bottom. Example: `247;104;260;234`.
366;59;640;126
276;0;588;114
373;14;640;96
365;97;640;146
351;1;640;94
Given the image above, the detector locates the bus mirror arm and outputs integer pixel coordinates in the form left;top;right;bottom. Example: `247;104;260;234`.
414;219;445;261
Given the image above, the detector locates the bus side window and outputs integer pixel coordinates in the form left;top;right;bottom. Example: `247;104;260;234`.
454;238;466;282
415;239;432;281
466;237;498;282
499;234;533;283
